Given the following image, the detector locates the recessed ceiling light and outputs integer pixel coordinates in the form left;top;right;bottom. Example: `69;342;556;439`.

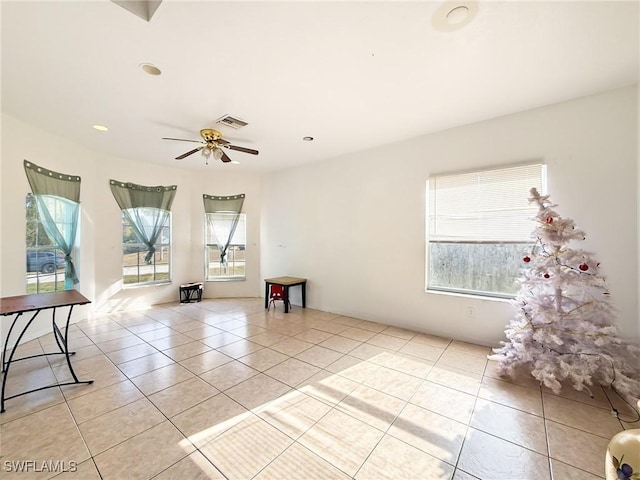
446;6;469;25
432;1;478;32
139;63;162;76
302;136;314;141
92;124;109;132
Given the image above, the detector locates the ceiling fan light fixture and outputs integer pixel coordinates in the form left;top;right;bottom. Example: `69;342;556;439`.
163;128;259;163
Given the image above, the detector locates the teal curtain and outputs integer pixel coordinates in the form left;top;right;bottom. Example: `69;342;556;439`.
110;180;177;263
24;160;81;289
203;194;244;268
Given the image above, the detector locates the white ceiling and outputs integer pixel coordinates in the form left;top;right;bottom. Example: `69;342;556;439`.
2;1;638;173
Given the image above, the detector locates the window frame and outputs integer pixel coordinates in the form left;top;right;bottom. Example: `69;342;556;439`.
25;193;70;294
426;163;546;299
121;209;172;287
205;212;247;282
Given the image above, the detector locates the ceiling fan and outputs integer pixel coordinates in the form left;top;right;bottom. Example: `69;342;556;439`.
162;129;259;164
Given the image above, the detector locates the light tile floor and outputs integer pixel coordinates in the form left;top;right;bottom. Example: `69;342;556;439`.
1;298;638;479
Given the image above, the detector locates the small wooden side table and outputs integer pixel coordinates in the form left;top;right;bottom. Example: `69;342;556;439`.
264;276;306;313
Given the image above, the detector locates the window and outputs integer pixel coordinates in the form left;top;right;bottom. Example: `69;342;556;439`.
110;180;176;287
25;194;68;294
206;213;246;280
24;161;81;292
122;209;171;286
426;163;546;298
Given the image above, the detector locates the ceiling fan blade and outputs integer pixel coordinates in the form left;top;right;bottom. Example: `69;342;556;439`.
215;138;231;145
224;144;259;155
220;150;232;163
175;146;203;160
163;137;203;144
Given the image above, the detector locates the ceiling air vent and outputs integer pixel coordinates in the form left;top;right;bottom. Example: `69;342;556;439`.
216;115;248;130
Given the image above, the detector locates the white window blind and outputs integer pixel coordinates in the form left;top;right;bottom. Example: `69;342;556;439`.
428;164;546;242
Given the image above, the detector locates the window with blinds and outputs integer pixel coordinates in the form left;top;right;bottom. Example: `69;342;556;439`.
426;163;546;297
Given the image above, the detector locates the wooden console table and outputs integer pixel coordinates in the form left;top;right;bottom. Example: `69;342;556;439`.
264;276;307;314
0;290;93;412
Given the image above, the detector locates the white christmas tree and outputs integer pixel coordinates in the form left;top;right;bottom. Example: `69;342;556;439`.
490;188;640;404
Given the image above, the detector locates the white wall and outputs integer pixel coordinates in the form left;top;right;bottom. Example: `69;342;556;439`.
2;86;638;348
261;86;639;346
1;114;262;343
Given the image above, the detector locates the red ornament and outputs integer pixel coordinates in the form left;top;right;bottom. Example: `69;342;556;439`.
545;216;554;223
544;273;550;278
523;256;531;263
579;263;589;271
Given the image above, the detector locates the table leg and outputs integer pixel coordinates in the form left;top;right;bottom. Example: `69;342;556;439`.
264;282;270;309
60;305;82;383
1;306;93;414
283;286;290;313
53;313;68;354
2;312;23;372
1;310;42;413
302;282;306;308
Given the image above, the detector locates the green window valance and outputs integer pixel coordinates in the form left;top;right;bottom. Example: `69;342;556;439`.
109;180;177;211
24;160;81;202
203;193;245;214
